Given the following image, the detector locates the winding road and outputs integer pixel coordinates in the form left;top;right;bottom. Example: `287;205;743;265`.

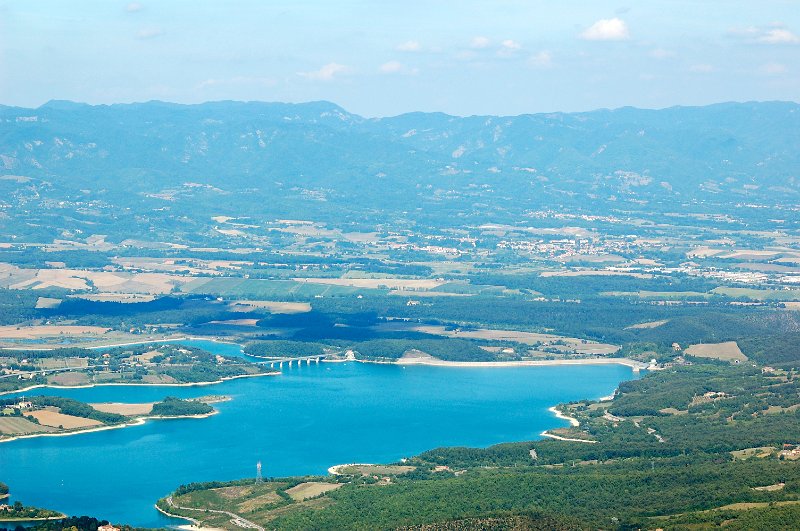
162;495;265;531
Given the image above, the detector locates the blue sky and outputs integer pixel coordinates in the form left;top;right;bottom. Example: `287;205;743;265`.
1;1;799;116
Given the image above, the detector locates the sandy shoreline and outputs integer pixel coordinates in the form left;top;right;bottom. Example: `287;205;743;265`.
374;356;650;370
155;503;200;528
327;463;374;475
0;410;219;444
538;406;601;443
548;406;580;427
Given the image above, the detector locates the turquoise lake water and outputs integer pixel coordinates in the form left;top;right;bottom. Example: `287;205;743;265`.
0;340;639;527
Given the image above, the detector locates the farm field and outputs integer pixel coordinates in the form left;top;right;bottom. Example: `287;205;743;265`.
90;403;154;416
711;286;800;301
684;341;748;362
25;409;102;429
229;300;312;314
159;481;333;529
0;325;110;339
47;372;91;386
36;357;89;370
285;482;342;501
601;290;709;299
0;263;190;294
0;416;56;435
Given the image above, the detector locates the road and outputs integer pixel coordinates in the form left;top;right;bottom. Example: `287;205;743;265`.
163;495;265;531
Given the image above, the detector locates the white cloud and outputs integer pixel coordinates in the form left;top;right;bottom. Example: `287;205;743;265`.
379;61;403;73
689;63;715;73
496;39;522;57
758;28;799;44
126;2;143;13
528;51;553;68
471;36;491;49
650;48;675;59
136;27;164;39
298;62;350;81
396;40;422;52
580;18;630;41
761;62;788;75
728;25;799;44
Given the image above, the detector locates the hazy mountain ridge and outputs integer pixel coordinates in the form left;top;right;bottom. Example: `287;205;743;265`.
0;100;798;208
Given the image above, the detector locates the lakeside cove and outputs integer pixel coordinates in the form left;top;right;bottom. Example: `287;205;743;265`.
0;339;640;526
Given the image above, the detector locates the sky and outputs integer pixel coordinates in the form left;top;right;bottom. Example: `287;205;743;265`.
1;1;799;116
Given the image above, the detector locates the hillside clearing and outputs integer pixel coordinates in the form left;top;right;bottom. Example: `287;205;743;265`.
685;341;747;362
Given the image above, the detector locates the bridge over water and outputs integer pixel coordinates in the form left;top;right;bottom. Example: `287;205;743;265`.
251;355;325;369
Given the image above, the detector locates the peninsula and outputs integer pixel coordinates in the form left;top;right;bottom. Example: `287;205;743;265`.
0;395;221;443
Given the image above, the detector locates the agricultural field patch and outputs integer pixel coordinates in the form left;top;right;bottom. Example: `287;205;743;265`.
285;482;342;501
711;286;800;301
0;416;57;435
47;372;91;386
90;402;154;416
229;300;312;314
684;341;747;362
0;325;110;339
34;297;62;309
26;409;102;429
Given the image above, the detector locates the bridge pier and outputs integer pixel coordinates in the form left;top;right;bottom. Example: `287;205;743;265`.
279;361;284;369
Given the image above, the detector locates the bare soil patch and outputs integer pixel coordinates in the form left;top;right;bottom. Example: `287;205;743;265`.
72;293;157;303
90;402;154;416
237;491;283;512
35;297;62;309
626;319;669;330
26;409;102;429
285;482;342;501
141;374;178;384
230;301;312;314
0;325;109;339
0;416;57;435
47;372;91;386
685;341;747;362
37;357;89;369
207;318;260;326
752;483;785;492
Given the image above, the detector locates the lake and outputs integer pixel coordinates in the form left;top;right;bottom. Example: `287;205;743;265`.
0;340;640;527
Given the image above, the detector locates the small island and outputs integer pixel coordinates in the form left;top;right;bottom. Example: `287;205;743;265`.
0;395;220;442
